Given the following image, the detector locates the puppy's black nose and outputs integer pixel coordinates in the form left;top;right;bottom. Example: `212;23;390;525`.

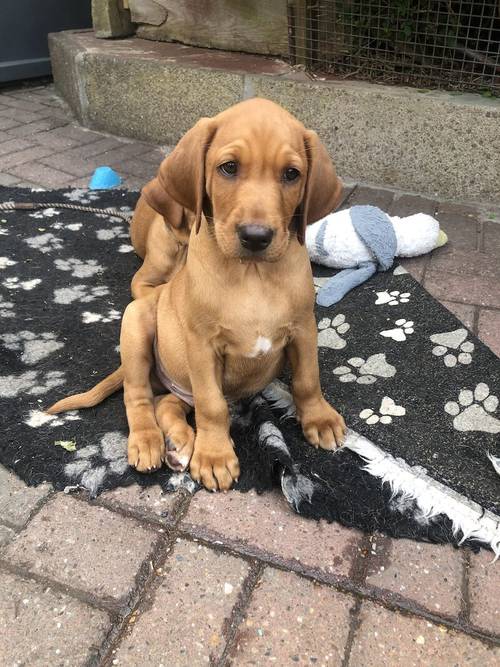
238;224;274;252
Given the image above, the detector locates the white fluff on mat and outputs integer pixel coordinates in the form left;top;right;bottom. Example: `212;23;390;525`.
345;429;500;560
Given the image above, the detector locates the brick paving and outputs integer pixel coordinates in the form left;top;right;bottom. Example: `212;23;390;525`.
0;80;499;665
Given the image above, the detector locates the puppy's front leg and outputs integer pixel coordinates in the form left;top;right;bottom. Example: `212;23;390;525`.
121;295;165;471
186;336;240;491
287;315;346;449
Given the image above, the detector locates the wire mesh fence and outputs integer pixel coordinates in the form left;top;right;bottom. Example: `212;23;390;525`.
288;1;500;96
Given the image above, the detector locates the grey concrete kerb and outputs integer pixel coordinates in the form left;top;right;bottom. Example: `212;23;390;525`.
49;30;500;205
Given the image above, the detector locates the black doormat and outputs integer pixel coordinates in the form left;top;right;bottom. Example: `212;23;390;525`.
1;187;499;553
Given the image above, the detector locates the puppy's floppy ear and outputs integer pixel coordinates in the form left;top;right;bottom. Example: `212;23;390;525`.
143;117;217;234
141;177;185;229
297;129;343;244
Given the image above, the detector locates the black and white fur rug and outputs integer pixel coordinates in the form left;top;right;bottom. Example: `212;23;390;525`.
1;187;499;554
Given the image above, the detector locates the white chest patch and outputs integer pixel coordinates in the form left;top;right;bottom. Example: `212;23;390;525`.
248;336;272;358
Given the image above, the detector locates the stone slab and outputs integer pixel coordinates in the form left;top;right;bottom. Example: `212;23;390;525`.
182;489;362;580
0;465;51;529
350;601;500;666
366;537;463;617
0;525;15;547
112;539;249;665
92;0;134;38
3;494;157;601
440;301;476;332
478;309;500;358
424;270;500;309
98;483;183;524
469;549;500;636
0;570;110;666
232;567;354;665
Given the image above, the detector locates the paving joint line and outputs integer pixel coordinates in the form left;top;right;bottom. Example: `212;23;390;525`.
175;527;500;647
0;517;23;532
90;485;194;531
215;561;265;667
419;252;432;285
93;528;177;666
0;143;74;171
67;489;179;532
459;548;471;626
7;485;57;533
472;306;481;337
0;139;38;158
0;558;121;616
341;597;362;667
95;498;197;666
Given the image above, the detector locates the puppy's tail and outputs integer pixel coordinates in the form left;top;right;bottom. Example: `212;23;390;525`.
46;367;124;414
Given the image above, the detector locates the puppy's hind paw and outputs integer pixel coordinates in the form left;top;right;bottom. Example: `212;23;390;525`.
164;426;195;472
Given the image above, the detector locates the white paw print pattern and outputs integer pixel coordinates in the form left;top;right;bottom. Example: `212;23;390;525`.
96;226;128;241
51;222;83;231
118;244;134;253
63;188;100;204
2;277;41;291
0;330;64;365
360;396;406;424
317;314;350;350
430;328;474;367
54;285;110;305
95;207;133;223
64;431;129;496
24;409;80;428
333;353;396;384
0;257;17;270
29;208;60;219
54;258;104;278
0;370;65;398
25;232;63;253
82;309;121;324
380;319;415;342
0;294;15;318
375;290;411;306
445;383;500;434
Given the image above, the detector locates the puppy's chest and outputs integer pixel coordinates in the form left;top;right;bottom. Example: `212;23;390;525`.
219;307;293;360
209;269;310;360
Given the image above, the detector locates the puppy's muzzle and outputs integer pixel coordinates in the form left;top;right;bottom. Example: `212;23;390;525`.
237;224;274;252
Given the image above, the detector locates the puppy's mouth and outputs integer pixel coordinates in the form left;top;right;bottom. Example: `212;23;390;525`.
238;250;273;263
231;238;289;263
212;219;290;262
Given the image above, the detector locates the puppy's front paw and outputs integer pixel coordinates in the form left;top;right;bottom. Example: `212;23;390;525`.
128;428;165;472
190;433;240;492
300;400;346;450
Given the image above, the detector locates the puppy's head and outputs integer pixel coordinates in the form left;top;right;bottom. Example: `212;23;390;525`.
143;98;342;261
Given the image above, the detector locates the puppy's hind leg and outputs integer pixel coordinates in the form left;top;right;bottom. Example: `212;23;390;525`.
121;294;165;472
154;394;195;472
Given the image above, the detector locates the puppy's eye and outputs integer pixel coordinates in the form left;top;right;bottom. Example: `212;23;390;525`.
283;167;300;183
218;161;238;177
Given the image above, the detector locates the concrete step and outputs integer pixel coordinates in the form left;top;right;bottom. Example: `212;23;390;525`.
49;30;500;204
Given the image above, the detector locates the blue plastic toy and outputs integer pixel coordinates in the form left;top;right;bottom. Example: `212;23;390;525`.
89;166;121;190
